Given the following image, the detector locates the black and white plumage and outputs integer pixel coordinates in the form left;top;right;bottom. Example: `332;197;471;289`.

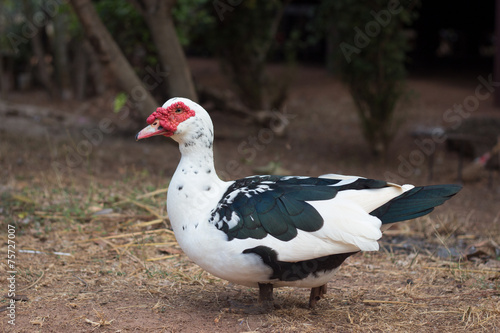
136;97;461;310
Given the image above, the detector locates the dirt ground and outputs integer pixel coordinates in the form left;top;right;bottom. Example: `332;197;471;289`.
1;59;499;332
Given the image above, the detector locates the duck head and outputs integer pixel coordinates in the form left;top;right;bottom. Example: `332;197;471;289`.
135;97;213;144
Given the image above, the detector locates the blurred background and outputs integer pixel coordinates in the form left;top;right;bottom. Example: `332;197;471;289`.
1;1;500;330
1;0;499;228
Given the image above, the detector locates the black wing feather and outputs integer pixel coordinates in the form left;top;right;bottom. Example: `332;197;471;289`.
209;175;389;242
370;184;462;224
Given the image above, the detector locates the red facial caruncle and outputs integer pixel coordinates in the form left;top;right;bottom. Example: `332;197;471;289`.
147;101;195;136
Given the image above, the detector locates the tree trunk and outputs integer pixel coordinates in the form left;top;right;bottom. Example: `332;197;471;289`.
0;55;6;99
22;0;56;97
69;0;158;117
0;56;5;99
130;0;198;102
73;40;87;100
53;12;73;100
31;30;57;97
84;40;106;96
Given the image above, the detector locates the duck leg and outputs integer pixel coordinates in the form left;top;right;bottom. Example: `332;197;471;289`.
258;283;274;309
227;283;274;314
309;284;327;308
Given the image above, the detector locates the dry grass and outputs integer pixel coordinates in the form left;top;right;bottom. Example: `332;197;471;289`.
2;65;500;331
1;173;499;332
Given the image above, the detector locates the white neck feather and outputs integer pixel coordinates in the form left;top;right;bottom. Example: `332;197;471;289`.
166;114;229;234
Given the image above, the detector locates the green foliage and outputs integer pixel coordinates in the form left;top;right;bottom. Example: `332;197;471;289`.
172;0;215;47
95;0;157;71
208;0;288;109
96;0;215;61
0;0;67;61
114;92;128;113
322;0;419;155
0;0;24;55
1;0;80;95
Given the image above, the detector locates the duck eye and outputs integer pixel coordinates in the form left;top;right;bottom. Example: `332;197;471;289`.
152;120;158;126
175;108;182;113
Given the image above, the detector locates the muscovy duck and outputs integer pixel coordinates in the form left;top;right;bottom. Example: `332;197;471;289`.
136;97;461;310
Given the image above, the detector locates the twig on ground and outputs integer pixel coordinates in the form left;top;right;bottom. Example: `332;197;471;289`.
133;218;164;228
136;188;168;199
75;229;174;243
422;266;500;274
115;242;177;248
84;308;114;328
72;274;88;292
18;271;45;292
112;196;167;219
362;300;426;307
146;254;178;262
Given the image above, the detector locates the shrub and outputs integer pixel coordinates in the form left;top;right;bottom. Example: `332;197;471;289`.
323;0;419;156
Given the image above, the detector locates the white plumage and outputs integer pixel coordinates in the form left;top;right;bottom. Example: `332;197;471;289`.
136;97;461;310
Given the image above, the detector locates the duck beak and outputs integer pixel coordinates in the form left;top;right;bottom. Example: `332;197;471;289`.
135;123;168;141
